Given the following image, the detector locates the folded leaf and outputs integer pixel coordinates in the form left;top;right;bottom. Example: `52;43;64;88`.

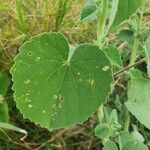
107;0;119;31
0;122;27;134
104;45;123;68
80;3;97;21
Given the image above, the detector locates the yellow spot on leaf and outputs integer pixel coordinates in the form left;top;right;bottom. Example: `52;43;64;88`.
36;57;41;62
24;79;31;84
0;95;4;103
28;104;32;108
102;66;110;71
87;78;95;86
42;110;46;113
78;79;82;82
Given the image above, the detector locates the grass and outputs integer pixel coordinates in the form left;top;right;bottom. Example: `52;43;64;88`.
0;0;150;149
0;0;97;71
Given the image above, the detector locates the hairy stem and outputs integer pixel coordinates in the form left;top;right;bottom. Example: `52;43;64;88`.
113;58;146;77
124;110;130;131
97;0;108;47
124;12;143;131
130;38;140;65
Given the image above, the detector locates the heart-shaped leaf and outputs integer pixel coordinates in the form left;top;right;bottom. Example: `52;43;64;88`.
11;32;112;130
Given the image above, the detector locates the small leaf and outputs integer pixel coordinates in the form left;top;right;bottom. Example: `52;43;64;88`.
104;45;123;68
11;32;113;130
131;125;144;143
109;109;121;130
128;69;142;79
117;29;134;42
94;123;110;139
119;131;133;150
144;36;150;77
110;0;144;30
0;122;27;134
103;141;118;150
126;78;150;129
80;4;97;21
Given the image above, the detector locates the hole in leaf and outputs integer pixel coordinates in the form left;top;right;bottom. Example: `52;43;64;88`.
28;52;33;56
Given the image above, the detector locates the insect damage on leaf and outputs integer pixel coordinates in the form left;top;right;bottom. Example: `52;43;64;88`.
11;32;113;130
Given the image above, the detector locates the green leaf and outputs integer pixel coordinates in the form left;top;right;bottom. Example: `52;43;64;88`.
131;125;144;143
0;72;10;123
117;30;134;42
80;4;97;21
94;123;110;139
103;141;118;150
85;0;96;5
0;72;10;96
144;36;150;77
109;109;121;130
110;0;144;30
128;69;142;79
0;102;9;123
119;131;148;150
104;45;123;68
11;32;112;130
119;131;134;150
0;122;27;134
107;0;119;31
126;78;150;129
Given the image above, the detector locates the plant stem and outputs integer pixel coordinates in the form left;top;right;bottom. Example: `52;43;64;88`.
130;38;140;65
130;11;143;65
124;12;143;131
113;58;146;77
124;110;130;131
97;0;108;47
98;104;104;122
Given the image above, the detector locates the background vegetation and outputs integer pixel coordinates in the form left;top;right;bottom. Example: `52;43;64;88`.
0;0;150;149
